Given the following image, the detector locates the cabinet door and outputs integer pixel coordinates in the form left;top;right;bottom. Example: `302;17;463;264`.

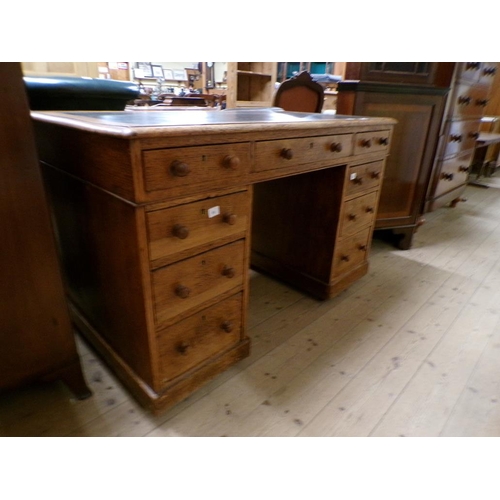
352;91;446;226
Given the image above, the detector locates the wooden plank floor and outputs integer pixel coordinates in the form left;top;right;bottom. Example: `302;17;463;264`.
2;183;500;437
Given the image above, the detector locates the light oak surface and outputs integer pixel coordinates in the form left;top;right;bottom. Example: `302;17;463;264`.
1;182;500;437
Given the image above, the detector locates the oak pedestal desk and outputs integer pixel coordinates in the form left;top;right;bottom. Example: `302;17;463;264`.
32;109;395;414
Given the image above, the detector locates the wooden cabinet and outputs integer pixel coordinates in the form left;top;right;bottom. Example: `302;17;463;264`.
21;62;99;78
33;108;394;414
0;63;90;400
425;62;499;211
226;62;277;108
337;79;449;249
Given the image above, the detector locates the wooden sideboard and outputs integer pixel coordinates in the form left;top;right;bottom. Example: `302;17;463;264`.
32;108;395;414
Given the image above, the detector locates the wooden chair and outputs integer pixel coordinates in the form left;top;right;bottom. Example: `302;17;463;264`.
273;71;324;113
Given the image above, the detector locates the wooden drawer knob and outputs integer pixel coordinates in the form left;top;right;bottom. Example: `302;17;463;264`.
221;321;234;333
348;213;357;221
458;96;471;105
483;67;496;76
476;99;488;107
469;132;480;140
450;134;462;143
371;171;381;179
223;155;240;169
172;224;189;239
459;165;470;173
170;160;191;177
352;177;363;185
466;62;480;70
330;142;343;153
378;137;389;146
176;341;190;355
222;266;235;278
223;213;237;225
361;139;372;148
358;244;367;251
340;255;350;262
441;172;454;181
281;148;294;160
365;206;375;213
175;284;191;298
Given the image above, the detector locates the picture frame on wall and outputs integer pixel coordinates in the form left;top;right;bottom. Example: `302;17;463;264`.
136;62;153;78
172;69;187;81
152;65;164;79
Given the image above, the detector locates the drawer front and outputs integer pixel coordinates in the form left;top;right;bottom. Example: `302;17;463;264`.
477;63;497;88
457;62;483;84
433;152;473;199
353;130;391;156
345;160;384;197
340;191;378;237
147;191;250;268
253;133;353;172
158;293;243;385
143;143;251;194
452;83;490;118
332;228;370;278
443;120;480;157
152;240;245;327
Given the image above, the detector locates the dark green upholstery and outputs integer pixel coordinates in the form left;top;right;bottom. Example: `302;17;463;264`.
24;76;140;110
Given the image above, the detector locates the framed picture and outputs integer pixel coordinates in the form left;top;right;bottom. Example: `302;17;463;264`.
136;62;153;78
163;69;174;80
152;65;164;79
172;69;187;81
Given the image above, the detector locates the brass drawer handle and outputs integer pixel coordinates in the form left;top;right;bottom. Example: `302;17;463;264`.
223;213;237;225
378;137;389;146
466;62;480;70
222;155;240;169
330;142;343;153
221;321;233;333
281;148;294;160
476;99;488;107
170;160;191;177
458;96;471;105
175;284;191;298
221;266;235;278
361;139;372;148
459;165;470;173
176;341;190;355
441;172;454;181
483;67;496;76
172;224;189;239
450;134;462;143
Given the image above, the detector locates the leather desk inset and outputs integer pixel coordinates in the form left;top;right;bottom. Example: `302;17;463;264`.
32;108;395;414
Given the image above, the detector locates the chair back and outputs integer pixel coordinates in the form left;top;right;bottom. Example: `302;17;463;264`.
273;71;324;113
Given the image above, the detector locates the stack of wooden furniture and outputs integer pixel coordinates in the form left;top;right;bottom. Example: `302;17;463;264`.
336;62;455;249
425;62;498;207
0;63;91;401
32;108;395;414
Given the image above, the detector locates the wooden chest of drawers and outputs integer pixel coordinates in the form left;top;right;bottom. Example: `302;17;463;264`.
33;109;395;414
426;62;498;211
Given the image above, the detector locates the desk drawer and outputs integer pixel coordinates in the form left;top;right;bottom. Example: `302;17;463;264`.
353;130;391;156
253;133;352;172
158;293;243;385
433;152;473;199
345;160;384;197
339;191;378;237
147;191;250;268
152;240;245;327
332;228;370;278
143;143;251;195
443;120;480;157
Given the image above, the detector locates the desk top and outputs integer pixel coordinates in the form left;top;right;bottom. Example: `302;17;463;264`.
31;108;396;139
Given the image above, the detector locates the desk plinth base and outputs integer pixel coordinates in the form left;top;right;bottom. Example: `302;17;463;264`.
251;250;369;301
69;302;251;415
